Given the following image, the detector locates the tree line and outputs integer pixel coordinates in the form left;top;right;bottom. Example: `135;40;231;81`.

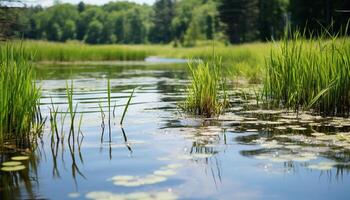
0;0;349;45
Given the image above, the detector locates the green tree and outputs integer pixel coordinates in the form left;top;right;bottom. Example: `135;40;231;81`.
259;0;288;41
218;0;260;43
84;19;103;44
172;0;201;44
184;18;200;47
149;0;175;43
123;8;147;44
61;20;76;41
76;7;104;40
289;0;350;35
77;1;85;13
48;22;62;41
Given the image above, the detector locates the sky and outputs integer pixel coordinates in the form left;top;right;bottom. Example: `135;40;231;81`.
24;0;156;7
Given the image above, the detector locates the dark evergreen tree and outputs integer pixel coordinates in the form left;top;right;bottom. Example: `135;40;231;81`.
218;0;259;43
289;0;350;35
149;0;174;43
258;0;288;41
77;1;85;13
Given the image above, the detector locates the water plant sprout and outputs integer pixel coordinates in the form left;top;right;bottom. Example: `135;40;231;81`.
182;57;228;117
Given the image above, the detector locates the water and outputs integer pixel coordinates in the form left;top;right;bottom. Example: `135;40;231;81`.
1;63;350;200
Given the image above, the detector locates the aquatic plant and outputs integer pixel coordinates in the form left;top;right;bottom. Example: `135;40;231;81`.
182;58;228;117
264;30;350;116
0;44;42;141
49;99;59;142
66;80;79;143
120;88;135;125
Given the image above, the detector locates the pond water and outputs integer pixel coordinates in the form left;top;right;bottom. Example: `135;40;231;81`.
1;63;350;200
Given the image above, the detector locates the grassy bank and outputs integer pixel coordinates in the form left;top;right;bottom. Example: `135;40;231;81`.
0;44;42;141
264;34;350;116
9;40;148;62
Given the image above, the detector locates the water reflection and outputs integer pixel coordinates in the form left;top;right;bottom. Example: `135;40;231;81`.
0;139;40;199
1;64;350;199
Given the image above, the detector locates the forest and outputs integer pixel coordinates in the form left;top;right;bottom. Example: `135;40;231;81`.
1;0;349;45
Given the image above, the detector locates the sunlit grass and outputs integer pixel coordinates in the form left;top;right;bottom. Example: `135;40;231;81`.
182;58;228;117
120;88;135;125
264;32;350;116
8;40;148;62
0;44;41;141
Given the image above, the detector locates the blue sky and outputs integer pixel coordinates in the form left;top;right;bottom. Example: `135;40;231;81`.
27;0;156;7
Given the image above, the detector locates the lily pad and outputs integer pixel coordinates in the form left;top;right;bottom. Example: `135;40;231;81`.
1;165;26;172
2;161;22;166
11;156;30;161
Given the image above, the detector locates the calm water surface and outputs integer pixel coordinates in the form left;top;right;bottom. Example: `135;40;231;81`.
1;63;350;200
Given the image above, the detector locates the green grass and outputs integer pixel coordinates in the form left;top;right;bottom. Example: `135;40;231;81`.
120;88;135;125
182;58;228;117
264;32;350;116
66;80;79;143
9;40;148;62
6;40;272;84
0;44;41;141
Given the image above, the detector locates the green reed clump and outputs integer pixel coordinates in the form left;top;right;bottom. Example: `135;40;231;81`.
0;44;41;139
264;31;350;116
182;58;227;117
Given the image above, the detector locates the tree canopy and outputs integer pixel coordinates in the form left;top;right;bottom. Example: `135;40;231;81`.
1;0;349;44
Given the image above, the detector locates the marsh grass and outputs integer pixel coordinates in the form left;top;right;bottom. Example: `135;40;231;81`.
182;58;228;117
264;30;350;116
66;81;79;144
0;44;42;142
13;40;147;62
120;88;135;125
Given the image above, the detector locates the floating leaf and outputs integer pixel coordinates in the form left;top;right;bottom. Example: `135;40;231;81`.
11;156;30;161
2;161;22;166
1;165;26;172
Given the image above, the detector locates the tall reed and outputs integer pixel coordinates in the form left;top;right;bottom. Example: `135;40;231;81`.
264;31;350;116
182;58;227;117
120;88;135;125
66;80;78;143
0;44;41;140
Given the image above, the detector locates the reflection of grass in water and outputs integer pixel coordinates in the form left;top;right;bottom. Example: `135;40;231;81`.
264;30;350;116
0;43;43;143
182;58;227;117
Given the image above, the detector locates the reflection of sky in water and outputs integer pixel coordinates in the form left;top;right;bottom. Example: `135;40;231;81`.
1;64;350;200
